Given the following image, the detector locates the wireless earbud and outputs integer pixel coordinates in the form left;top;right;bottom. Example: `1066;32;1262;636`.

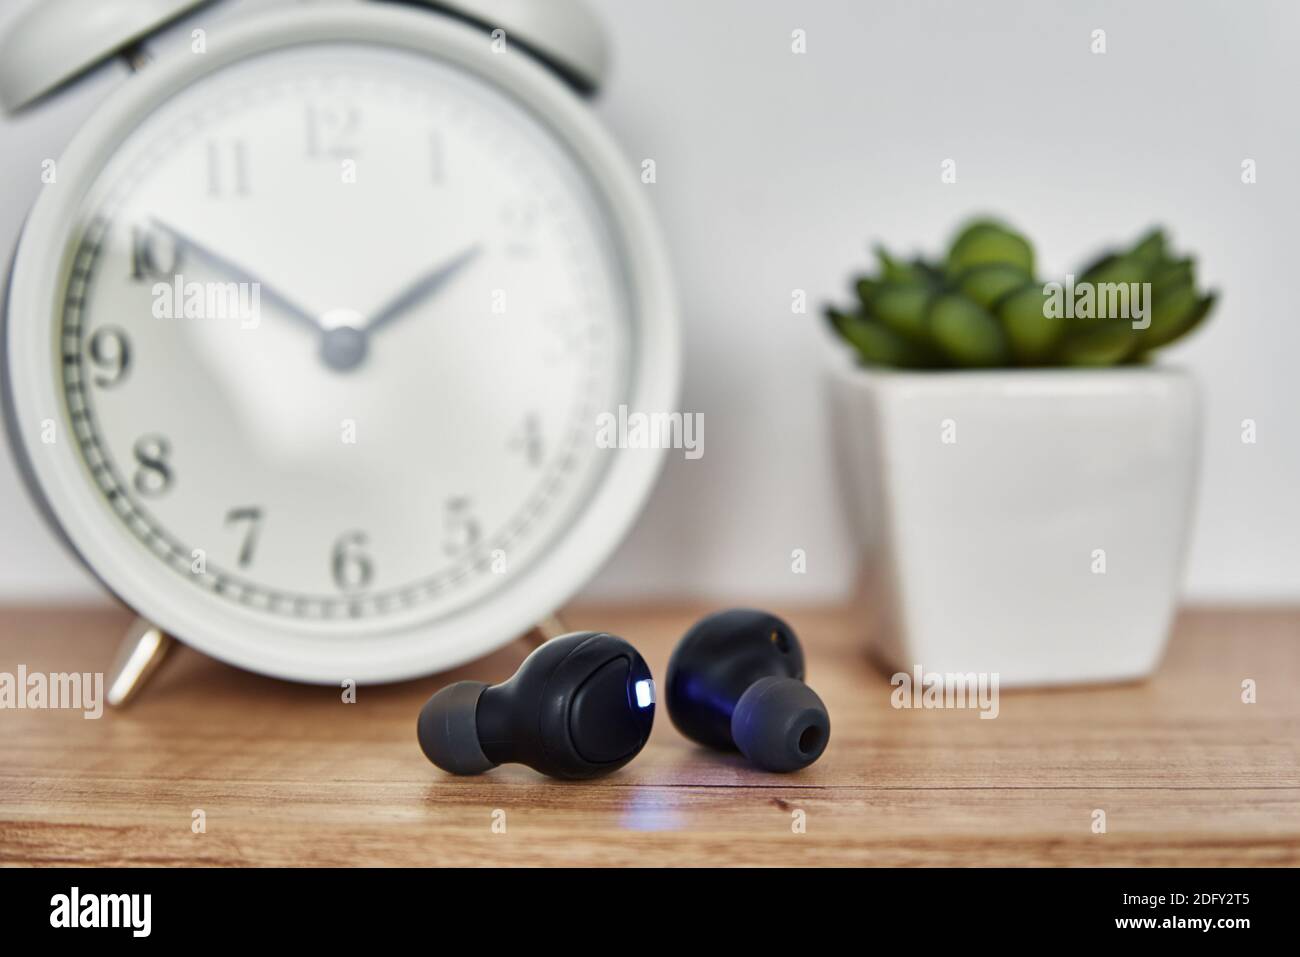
666;609;829;772
417;632;655;779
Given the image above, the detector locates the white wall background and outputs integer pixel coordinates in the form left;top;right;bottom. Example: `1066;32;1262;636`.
0;0;1296;604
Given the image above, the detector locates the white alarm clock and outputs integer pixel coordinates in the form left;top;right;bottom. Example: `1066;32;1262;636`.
0;0;678;689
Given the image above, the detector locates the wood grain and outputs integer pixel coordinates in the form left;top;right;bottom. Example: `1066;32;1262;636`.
1;603;1297;866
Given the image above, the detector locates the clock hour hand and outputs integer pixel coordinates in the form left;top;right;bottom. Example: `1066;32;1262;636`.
147;218;323;335
365;244;483;336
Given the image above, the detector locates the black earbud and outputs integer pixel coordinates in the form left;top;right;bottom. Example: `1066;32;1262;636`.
417;632;655;780
666;609;829;772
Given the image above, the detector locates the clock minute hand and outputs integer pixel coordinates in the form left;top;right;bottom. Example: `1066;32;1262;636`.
147;218;324;334
365;244;483;336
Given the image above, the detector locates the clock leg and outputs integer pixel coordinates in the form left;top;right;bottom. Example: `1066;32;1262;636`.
106;617;176;708
522;613;570;649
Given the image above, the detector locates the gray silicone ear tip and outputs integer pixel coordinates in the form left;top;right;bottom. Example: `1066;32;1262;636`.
417;680;496;775
731;676;830;773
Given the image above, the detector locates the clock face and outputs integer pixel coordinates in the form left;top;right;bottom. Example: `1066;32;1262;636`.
54;41;632;634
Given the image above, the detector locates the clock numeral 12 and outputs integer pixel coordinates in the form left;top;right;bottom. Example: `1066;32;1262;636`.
305;103;361;160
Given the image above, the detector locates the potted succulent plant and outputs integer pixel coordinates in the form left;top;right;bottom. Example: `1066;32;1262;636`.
825;220;1217;686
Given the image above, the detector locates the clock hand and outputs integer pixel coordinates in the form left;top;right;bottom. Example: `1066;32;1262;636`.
364;244;483;335
147;218;324;335
311;244;480;373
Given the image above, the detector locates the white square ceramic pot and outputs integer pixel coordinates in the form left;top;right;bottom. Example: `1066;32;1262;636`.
828;359;1202;687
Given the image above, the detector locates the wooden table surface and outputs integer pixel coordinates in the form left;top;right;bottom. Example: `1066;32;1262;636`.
1;604;1297;867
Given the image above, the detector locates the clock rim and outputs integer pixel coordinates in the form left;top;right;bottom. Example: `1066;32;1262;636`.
2;4;679;683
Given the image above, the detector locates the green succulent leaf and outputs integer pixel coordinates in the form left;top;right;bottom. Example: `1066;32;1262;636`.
855;276;880;309
946;220;1035;278
874;245;927;285
872;284;933;338
957;263;1032;310
1072;255;1151;333
1150;257;1196;299
997;283;1064;364
928;294;1010;367
1128;227;1168;266
1141;279;1198;347
826;308;932;368
1057;324;1137;366
1081;253;1149;289
1140;290;1217;351
911;258;949;290
1165;292;1217;348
